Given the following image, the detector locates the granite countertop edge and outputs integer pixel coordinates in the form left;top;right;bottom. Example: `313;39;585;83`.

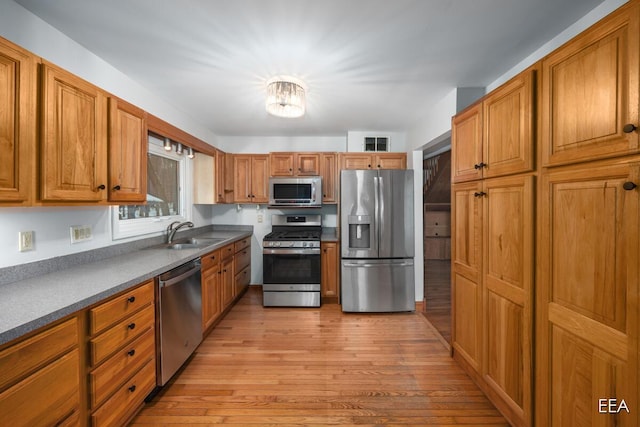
0;228;252;346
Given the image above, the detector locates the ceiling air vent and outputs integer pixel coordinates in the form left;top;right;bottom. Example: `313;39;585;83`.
364;136;389;152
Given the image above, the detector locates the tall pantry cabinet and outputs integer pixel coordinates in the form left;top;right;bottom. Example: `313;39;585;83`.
537;1;639;426
451;65;536;427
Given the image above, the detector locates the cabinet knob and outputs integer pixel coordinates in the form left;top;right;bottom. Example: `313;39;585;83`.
127;349;136;357
623;124;637;133
623;181;637;190
474;162;487;170
368;164;371;168
97;184;106;190
113;185;121;191
128;323;136;330
474;191;486;198
128;385;136;393
127;296;135;303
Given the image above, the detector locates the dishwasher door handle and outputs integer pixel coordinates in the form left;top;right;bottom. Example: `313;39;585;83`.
159;265;201;288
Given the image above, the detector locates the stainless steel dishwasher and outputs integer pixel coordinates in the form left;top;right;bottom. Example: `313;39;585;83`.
157;258;202;386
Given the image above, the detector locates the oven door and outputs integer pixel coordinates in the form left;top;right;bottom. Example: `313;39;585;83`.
262;248;321;285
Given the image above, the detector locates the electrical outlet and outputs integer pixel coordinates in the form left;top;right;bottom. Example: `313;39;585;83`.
70;225;93;244
19;231;34;252
257;214;263;223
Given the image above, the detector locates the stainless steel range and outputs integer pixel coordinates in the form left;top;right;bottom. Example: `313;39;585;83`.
262;214;321;307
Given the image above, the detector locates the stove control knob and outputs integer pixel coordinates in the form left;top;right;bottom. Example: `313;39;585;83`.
276;242;281;247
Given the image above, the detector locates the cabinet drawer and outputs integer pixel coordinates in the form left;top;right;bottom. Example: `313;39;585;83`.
234;246;251;272
235;266;250;287
0;349;80;426
234;237;250;252
0;317;78;390
424;211;451;227
90;303;155;366
201;249;221;271
90;280;154;335
425;225;450;237
91;359;156;427
221;243;235;260
90;328;155;408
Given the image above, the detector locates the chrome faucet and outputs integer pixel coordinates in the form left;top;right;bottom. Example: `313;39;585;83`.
166;221;194;244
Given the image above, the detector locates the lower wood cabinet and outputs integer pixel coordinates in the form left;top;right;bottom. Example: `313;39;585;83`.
234;237;251;296
201;248;222;332
0;317;81;426
321;241;340;303
88;280;156;426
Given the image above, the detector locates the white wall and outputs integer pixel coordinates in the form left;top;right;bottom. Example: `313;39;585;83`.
407;89;457;151
218;136;346;154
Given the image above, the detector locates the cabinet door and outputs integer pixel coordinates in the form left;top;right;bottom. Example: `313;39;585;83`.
108;97;147;202
41;62;108;202
452;103;483;183
536;163;639;427
233;155;252;203
451;181;483;371
375;153;406;169
341;153;372;170
541;2;639;166
221;258;235;307
321;242;339;302
320;153;337;203
270;153;295;176
296;153;320;175
250;155;270;203
202;264;221;331
215;150;226;203
0;38;35;206
224;152;235;202
483;69;535;178
483;175;534;425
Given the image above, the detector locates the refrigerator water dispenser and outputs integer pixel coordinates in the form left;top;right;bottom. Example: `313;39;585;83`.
348;215;371;249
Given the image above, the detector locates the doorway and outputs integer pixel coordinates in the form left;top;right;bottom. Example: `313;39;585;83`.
422;150;451;342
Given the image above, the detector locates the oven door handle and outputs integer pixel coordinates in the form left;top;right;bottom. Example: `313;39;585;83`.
263;248;321;255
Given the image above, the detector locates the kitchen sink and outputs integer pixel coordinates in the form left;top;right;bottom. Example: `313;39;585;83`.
150;237;227;250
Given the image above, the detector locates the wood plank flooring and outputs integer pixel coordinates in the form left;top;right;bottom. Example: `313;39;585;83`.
423;259;452;343
130;287;507;426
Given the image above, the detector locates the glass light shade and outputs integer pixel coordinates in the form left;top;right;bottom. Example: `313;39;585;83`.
175;142;183;155
265;80;306;118
163;137;172;151
187;147;195;158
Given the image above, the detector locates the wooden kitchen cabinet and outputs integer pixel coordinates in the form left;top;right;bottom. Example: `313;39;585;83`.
270;152;320;176
541;2;639;167
234;237;251;297
201;249;222;332
40;61;109;202
234;154;269;203
217;149;234;203
321;241;340;303
452;175;534;426
340;153;407;170
221;254;235;308
320;153;338;203
536;160;639;427
452;67;535;183
0;37;36;206
88;280;156;426
0;317;81;426
108;96;147;203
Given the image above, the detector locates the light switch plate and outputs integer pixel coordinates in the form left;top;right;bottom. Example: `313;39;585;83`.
19;231;34;252
70;225;93;244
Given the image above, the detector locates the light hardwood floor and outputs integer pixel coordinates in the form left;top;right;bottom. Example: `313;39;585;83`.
131;287;507;426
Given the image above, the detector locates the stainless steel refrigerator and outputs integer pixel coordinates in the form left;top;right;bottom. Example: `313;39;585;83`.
340;169;415;312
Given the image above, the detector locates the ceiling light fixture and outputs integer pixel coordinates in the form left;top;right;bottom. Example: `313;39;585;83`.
265;77;306;118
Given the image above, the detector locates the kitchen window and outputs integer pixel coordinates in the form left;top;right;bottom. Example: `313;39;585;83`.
112;134;192;240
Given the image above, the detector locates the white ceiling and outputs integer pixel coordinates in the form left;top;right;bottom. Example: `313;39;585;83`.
16;0;605;137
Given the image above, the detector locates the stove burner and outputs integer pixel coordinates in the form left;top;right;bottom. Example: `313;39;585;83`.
264;230;321;241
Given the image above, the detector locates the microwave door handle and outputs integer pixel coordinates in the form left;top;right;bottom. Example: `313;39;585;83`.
312;183;316;202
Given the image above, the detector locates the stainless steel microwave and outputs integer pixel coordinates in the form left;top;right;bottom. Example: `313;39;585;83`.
269;176;322;207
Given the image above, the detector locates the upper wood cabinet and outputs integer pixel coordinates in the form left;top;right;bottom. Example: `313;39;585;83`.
217;149;234;203
340;152;407;170
320;153;337;203
541;2;639;167
40;61;108;202
108;97;147;203
234;154;269;203
270;152;320;176
0;37;36;206
452;68;536;183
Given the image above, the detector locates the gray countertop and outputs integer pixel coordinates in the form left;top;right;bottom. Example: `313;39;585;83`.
0;229;251;346
321;227;339;242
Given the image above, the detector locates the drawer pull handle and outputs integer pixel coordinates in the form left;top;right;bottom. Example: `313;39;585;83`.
623;124;637;133
127;296;136;303
474;192;486;198
623;181;637;191
474;162;487;170
127;349;136;357
128;385;136;393
128;323;136;330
